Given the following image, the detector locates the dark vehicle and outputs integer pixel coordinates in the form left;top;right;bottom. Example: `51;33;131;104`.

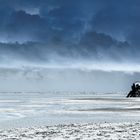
127;82;140;97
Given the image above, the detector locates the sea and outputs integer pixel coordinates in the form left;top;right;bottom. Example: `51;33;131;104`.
0;91;140;129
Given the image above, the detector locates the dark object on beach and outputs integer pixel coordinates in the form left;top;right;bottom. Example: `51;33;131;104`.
127;82;140;97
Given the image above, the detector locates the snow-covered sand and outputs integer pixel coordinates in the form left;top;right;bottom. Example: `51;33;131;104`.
0;122;140;140
0;92;140;139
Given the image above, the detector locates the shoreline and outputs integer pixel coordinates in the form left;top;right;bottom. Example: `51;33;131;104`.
0;122;140;139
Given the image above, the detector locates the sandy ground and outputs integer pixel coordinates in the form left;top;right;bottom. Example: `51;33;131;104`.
0;122;140;140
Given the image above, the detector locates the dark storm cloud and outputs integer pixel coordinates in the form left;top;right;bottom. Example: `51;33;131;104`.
91;0;140;45
6;10;50;42
0;0;140;64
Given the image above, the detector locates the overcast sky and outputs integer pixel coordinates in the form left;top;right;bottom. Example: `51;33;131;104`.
0;0;139;66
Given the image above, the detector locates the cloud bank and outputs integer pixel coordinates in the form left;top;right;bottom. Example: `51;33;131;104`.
0;0;139;67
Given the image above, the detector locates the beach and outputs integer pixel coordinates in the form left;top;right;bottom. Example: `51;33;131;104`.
0;122;140;139
0;92;140;139
0;0;140;139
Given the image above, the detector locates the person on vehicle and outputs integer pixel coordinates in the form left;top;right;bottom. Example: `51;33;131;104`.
126;82;140;97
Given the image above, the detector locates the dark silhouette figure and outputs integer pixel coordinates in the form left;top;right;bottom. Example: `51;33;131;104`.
127;82;140;97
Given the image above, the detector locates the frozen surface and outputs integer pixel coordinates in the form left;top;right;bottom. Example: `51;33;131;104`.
0;122;140;139
0;92;140;129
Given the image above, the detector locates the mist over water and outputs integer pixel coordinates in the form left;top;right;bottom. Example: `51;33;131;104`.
0;41;139;92
0;62;139;92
